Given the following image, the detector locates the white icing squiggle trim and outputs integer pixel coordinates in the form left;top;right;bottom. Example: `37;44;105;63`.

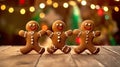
65;32;68;37
24;31;27;37
49;32;53;38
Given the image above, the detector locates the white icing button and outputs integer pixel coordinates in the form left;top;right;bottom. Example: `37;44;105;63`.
57;40;60;42
58;36;60;38
31;31;34;35
86;41;88;44
31;42;33;44
31;39;33;41
57;32;61;35
31;36;33;38
86;31;89;34
86;38;88;40
86;35;88;37
58;33;60;35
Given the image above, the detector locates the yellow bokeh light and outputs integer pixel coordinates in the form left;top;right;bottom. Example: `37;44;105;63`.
81;0;87;6
39;12;45;18
103;6;109;12
29;6;35;12
90;4;95;9
1;4;6;10
46;0;52;5
20;8;26;15
53;2;58;8
77;0;82;2
8;7;14;13
114;6;119;12
63;2;69;8
39;3;45;9
69;1;76;6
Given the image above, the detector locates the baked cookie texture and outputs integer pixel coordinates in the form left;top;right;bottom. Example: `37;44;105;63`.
46;20;72;54
18;21;45;54
73;20;101;54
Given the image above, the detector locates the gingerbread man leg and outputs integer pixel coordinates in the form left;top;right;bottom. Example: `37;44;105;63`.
87;45;100;54
61;46;71;54
74;45;86;54
47;46;58;54
33;45;45;54
20;46;32;54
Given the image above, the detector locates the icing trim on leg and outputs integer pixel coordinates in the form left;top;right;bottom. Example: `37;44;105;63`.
39;48;43;53
93;48;100;54
65;47;71;53
39;47;45;54
53;45;57;50
61;45;67;51
61;46;71;53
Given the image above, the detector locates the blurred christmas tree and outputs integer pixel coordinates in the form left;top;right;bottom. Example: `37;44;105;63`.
66;4;82;45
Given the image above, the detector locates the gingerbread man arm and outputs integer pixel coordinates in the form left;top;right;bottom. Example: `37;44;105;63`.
73;29;81;37
37;30;46;37
73;29;81;34
65;30;72;37
46;30;53;37
18;30;27;37
93;31;101;37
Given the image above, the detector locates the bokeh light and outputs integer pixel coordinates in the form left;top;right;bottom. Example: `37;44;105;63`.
0;4;6;10
39;12;45;18
90;4;96;9
105;15;109;20
63;2;69;8
20;8;26;15
69;1;76;6
29;6;35;12
96;5;100;9
42;24;48;31
46;0;52;5
114;6;119;12
39;3;45;9
114;0;120;2
8;7;14;13
103;6;109;12
81;0;87;6
53;2;58;8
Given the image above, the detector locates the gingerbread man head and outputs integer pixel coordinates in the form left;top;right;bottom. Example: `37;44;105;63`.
81;20;94;31
26;21;39;31
52;20;65;32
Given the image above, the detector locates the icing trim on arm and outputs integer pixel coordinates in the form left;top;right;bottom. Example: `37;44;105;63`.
38;31;41;37
92;31;96;37
65;32;68;37
24;31;27;37
49;32;53;38
77;31;81;37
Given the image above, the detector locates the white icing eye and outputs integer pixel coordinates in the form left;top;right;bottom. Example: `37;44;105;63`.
88;23;91;26
85;23;87;26
33;24;35;26
56;24;59;26
59;24;62;26
29;24;32;27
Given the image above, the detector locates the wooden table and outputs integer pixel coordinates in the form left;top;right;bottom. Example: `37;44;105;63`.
0;46;120;67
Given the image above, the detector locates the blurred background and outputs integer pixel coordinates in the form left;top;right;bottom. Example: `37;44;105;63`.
0;0;120;46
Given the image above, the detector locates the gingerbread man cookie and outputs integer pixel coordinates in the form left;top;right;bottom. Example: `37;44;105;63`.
73;20;101;54
19;21;45;54
46;20;72;54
